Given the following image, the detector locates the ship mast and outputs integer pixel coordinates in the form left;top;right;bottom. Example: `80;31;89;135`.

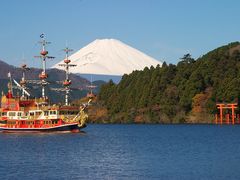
7;72;13;98
19;64;29;99
87;75;97;99
58;47;76;106
35;34;55;99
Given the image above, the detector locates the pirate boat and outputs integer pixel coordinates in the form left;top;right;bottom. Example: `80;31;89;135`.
0;36;89;133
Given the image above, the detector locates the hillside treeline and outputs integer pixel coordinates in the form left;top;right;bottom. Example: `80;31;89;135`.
98;42;240;123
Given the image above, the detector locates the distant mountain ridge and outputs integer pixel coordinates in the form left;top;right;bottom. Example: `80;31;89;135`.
53;39;161;76
0;60;89;89
0;60;92;103
78;73;122;83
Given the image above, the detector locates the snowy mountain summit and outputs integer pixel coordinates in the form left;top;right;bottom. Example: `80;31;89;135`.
52;39;161;76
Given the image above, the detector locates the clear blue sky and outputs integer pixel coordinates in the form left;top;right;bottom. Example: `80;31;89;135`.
0;0;239;68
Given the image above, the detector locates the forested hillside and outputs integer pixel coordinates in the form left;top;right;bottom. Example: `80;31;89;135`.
97;42;240;123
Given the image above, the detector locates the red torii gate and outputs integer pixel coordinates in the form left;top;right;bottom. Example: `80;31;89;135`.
215;103;238;124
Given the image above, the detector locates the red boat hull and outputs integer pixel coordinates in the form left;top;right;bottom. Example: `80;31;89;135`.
0;123;86;133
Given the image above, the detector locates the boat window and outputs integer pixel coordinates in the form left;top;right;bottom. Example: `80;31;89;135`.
8;121;15;125
44;111;49;116
49;111;56;115
2;112;7;116
36;112;41;116
30;112;34;116
60;111;66;115
67;111;74;115
9;112;16;116
27;121;33;125
17;112;22;116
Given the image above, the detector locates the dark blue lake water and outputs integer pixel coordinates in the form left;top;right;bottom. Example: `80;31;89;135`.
1;124;240;180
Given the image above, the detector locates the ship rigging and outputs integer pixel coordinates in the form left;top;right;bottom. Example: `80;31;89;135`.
0;35;89;133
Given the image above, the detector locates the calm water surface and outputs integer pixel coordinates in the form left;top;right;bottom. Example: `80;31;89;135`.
1;124;240;180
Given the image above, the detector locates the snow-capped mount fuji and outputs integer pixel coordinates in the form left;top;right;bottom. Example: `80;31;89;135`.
52;39;161;76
